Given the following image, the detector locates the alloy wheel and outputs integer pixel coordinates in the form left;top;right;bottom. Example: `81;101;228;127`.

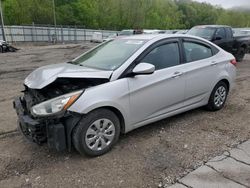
214;86;227;107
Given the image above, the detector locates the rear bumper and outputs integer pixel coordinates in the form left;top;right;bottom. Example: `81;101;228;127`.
13;97;81;151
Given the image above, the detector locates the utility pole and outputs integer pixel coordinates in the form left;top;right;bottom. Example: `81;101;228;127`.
0;0;6;41
52;0;57;43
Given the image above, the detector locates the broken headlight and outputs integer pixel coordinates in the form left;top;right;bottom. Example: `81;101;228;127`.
31;90;83;116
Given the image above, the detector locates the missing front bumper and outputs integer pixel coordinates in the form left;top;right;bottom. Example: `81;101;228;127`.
13;97;67;151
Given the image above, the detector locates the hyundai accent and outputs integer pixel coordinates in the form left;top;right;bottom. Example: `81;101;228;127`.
14;34;237;156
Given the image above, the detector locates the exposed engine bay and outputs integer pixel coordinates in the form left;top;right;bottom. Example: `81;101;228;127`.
13;77;109;149
23;77;109;114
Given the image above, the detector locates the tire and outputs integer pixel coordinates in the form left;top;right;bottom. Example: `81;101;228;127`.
73;109;120;156
0;46;3;53
235;47;246;62
206;81;228;111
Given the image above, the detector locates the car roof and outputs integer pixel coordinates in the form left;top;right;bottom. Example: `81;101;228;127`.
115;34;219;50
120;34;162;40
120;34;189;40
193;25;231;28
118;34;197;41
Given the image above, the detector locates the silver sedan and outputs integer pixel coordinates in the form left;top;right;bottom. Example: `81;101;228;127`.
15;34;237;156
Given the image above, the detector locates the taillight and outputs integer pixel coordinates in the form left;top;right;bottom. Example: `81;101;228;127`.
230;59;237;66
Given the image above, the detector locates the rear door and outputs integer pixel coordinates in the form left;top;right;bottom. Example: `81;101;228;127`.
181;38;220;106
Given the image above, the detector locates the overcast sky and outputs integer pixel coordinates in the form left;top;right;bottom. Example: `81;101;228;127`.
193;0;250;9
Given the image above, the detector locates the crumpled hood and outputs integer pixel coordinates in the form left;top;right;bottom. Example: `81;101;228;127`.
24;63;113;89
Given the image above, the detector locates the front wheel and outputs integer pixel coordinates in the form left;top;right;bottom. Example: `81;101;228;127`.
73;109;120;156
206;81;228;111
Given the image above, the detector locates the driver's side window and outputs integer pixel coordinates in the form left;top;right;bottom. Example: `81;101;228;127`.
140;42;180;70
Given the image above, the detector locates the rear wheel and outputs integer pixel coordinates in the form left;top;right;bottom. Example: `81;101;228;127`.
235;47;246;62
73;109;120;156
0;46;3;53
206;81;228;111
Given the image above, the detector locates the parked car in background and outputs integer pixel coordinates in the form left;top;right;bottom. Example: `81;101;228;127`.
103;33;118;42
118;29;134;36
0;40;18;53
161;30;178;34
143;29;159;34
238;30;250;36
14;34;236;156
118;29;143;36
175;30;188;34
90;32;103;43
187;25;250;62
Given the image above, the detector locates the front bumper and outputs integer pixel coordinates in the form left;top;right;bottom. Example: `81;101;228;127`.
13;97;81;151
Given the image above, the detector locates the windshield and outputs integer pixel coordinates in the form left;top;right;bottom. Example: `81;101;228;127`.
187;27;216;40
72;39;146;70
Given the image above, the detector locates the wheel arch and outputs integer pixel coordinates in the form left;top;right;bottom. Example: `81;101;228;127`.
92;106;126;134
219;79;230;91
73;105;126;134
206;78;231;111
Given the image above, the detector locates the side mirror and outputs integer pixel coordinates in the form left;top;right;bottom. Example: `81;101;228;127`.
132;63;155;75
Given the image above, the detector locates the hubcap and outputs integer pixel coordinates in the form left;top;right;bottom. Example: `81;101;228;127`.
214;86;227;107
85;119;115;151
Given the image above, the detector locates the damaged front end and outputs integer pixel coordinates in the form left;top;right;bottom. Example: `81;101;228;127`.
13;77;109;151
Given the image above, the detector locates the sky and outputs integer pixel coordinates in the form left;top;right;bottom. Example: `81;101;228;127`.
193;0;250;9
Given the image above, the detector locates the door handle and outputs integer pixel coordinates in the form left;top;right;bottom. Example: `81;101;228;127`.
172;71;183;78
210;61;218;66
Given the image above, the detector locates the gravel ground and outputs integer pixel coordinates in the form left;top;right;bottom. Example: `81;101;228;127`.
0;43;95;134
0;45;249;188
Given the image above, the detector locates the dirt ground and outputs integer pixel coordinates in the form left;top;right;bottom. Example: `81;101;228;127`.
0;44;250;188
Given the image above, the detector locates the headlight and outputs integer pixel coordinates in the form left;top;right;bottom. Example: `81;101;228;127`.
32;90;83;116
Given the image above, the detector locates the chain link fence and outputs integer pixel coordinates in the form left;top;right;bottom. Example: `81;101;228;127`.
0;24;118;44
0;25;250;44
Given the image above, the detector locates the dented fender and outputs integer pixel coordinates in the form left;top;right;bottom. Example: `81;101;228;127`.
68;78;131;132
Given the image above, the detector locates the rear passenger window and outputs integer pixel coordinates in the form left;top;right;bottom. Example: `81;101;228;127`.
184;42;213;62
141;42;180;70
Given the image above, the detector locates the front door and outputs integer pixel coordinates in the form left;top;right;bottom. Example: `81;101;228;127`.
127;41;186;125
